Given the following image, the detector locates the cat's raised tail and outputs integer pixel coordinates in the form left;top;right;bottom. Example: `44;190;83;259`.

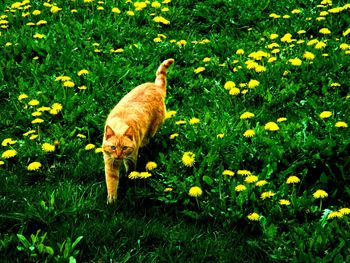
155;58;174;90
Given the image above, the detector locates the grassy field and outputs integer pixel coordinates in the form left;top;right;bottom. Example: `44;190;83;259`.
1;0;350;262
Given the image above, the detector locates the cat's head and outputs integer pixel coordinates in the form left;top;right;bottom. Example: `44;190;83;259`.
102;124;135;160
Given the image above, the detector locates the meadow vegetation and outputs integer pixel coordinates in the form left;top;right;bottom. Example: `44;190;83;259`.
1;0;350;262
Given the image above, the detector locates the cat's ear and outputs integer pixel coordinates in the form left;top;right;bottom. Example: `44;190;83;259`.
105;125;115;140
124;126;134;141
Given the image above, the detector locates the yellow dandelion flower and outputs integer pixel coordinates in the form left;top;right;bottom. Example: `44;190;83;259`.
286;175;300;184
27;162;42;171
42;143;55;152
71;9;78;13
85;144;95;150
240;112;255;119
267;43;279;49
23;130;36;136
224;81;235;90
50;6;62;13
236;49;245;55
264;122;279;131
189;117;200;125
235;184;247;192
139;172;152;179
217;133;225;139
165;110;177;119
319;28;331;35
32;111;42;117
229;88;240;96
297;30;306;35
30;134;39;140
175;120;186;126
153;37;162;43
146;161;157;171
303;51;315;60
315;41;326;49
164;187;173;192
33;33;45;39
248;79;260;89
2;138;17;146
281;33;293;43
327;211;343;219
32;118;44;124
161;7;169;12
269;13;281;19
330;82;341;87
247;213;260;221
288;58;302;66
313;189;328;199
169;133;179;139
28;99;39;106
51;103;63;112
237;170;252;176
261;191;275;200
194;67;205;74
182;152;195;167
97;6;104;11
134;2;147;11
335;121;348;128
189;186;203;197
176;39;187;47
277;117;287;122
328;7;343;13
36;20;47;26
279;199;291;206
243;129;255;138
112;7;121;13
203;57;211;63
343;28;350;37
55;76;71;82
339;208;350;215
307;39;319;46
78;69;89;76
128;171;140;179
292;9;301;14
256;180;268;187
222;170;234;176
95;147;103;153
319;111;332;119
0;161;4;166
63;81;75;88
77;134;86;139
152;1;161;8
18;94;28;101
153;16;170;25
255;65;266;73
78;86;87;90
2;149;17;159
245;175;258;184
270;34;279;40
32;10;41;15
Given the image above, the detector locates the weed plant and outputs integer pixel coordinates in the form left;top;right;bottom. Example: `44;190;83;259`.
1;0;350;262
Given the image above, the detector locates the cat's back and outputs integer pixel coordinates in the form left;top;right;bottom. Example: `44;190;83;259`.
117;82;164;107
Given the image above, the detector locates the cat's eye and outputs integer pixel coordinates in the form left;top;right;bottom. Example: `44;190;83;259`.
110;146;116;150
122;146;128;151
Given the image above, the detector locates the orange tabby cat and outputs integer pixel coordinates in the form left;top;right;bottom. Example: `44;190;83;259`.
102;59;174;203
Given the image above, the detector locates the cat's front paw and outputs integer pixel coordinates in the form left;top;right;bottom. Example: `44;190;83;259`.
107;194;117;204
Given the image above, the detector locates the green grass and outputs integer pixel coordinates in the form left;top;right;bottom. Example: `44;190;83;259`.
1;0;350;262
